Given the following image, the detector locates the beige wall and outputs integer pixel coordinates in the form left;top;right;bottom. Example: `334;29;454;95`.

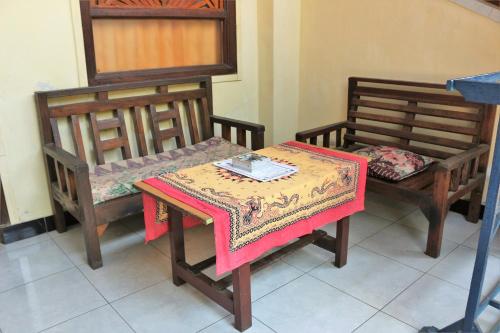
0;0;260;225
1;0;499;225
299;0;500;131
297;0;500;201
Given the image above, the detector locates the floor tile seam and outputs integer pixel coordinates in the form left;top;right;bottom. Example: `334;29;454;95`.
395;218;481;245
51;239;111;305
278;255;330;274
379;273;429;330
305;273;379;311
35;303;110;333
461;240;500;259
250;270;308;304
72;261;111;304
365;205;417;223
424;242;461;272
0;266;76;296
109;302;139;333
307;260;426;310
382;311;421;330
356;235;460;274
0;238;76;293
195;314;278;333
425;271;476;293
108;278;168;304
195;315;232;333
354;243;428;273
0;237;56;255
363;208;411;225
351;310;381;333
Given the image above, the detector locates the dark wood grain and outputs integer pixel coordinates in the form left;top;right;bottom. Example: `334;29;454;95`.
295;76;497;259
35;76;265;270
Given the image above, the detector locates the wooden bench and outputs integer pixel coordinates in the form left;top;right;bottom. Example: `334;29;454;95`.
296;77;497;258
35;76;265;269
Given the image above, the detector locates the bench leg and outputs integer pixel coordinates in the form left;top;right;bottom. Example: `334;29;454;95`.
467;186;483;223
233;263;252;332
53;200;67;233
168;206;186;286
81;209;103;269
334;217;349;268
425;205;447;258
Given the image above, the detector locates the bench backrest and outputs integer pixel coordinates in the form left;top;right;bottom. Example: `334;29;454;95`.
346;77;497;160
36;76;213;166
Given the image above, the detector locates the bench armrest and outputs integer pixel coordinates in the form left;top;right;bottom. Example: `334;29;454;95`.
437;144;489;171
295;121;348;147
43;144;88;172
210;115;265;150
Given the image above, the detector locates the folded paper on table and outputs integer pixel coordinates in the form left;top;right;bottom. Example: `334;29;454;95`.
142;141;368;275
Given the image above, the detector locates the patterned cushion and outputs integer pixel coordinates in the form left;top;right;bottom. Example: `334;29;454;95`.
89;137;251;205
353;145;434;182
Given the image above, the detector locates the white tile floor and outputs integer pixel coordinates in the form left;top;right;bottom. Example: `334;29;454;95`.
0;193;498;333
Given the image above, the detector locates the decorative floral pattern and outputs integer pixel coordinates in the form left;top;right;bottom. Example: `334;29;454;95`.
89;137;250;205
353;145;434;181
154;142;362;251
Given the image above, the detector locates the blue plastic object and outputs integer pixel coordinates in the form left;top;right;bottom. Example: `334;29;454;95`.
422;72;500;333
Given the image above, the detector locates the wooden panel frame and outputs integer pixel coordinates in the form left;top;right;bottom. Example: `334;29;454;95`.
80;0;237;85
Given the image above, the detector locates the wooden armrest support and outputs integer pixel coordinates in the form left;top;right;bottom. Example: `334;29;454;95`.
210;115;265;150
43;144;88;172
438;144;490;171
295;121;347;148
210;115;265;133
296;121;348;140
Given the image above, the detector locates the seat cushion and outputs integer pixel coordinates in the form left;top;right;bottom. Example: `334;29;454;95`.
89;137;251;205
353;145;434;182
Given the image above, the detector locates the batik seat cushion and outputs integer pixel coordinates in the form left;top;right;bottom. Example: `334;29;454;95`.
353;145;434;182
89;137;251;205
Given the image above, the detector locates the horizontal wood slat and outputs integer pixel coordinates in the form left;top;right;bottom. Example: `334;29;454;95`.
346;122;474;150
96;117;121;130
353;86;481;108
352;98;481;121
49;89;206;117
100;137;128;150
348;111;477;135
152;109;177;122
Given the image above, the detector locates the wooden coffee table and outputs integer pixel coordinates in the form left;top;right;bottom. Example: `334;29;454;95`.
135;180;350;332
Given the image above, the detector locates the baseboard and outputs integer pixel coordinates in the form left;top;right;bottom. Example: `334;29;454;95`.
0;199;485;246
0;213;78;245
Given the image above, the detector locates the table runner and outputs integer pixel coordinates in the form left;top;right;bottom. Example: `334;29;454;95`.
142;141;368;275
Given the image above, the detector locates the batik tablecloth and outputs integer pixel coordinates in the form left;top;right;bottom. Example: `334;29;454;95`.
142;141;368;275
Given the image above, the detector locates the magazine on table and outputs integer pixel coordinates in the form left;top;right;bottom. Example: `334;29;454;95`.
214;153;298;182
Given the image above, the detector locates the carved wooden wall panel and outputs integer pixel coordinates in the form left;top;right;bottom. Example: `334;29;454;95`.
91;0;224;9
93;19;222;72
81;0;236;85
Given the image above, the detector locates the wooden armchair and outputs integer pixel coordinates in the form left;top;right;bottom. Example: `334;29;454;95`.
296;77;497;258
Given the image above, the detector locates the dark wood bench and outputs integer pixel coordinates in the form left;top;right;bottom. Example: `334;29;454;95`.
35;76;265;269
296;77;497;258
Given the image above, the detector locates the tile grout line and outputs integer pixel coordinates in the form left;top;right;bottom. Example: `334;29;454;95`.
351;310;381;333
0;234;53;254
0;266;76;296
109;302;138;333
51;237;140;332
305;272;379;312
35;304;110;333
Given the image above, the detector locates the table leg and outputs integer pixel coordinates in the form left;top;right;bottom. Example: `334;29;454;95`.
335;217;349;268
232;262;252;331
168;206;186;286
